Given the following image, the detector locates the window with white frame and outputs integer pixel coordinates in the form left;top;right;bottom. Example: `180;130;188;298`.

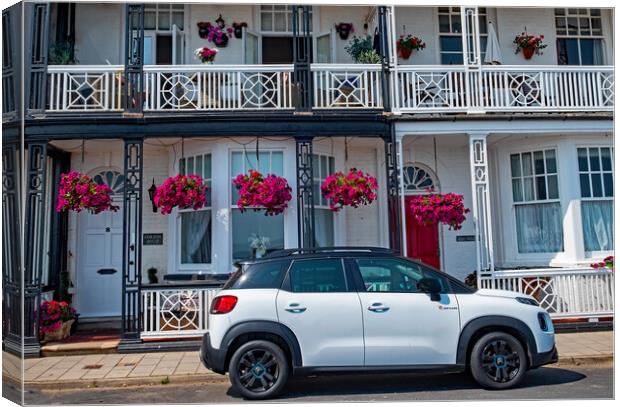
555;8;604;65
510;149;563;254
312;154;335;247
577;147;613;252
179;154;212;266
438;7;487;65
143;3;185;65
231;150;285;260
144;3;184;31
260;5;312;33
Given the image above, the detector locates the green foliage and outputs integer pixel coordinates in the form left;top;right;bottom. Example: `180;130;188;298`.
344;35;374;63
48;42;77;65
356;49;381;64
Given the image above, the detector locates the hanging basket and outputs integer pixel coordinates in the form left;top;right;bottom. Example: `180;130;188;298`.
154;174;208;215
409;192;470;231
56;171;119;214
522;46;535;60
233;170;292;216
321;168;378;212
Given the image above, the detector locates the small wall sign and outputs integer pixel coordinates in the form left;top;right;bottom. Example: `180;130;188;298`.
143;233;163;245
456;235;476;242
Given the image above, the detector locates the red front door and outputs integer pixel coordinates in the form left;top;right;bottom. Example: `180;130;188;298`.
405;196;440;269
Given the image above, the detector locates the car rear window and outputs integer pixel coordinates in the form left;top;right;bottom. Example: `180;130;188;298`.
223;260;289;289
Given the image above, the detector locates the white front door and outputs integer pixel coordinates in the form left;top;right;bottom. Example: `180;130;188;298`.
354;257;461;366
76;203;123;317
276;258;364;367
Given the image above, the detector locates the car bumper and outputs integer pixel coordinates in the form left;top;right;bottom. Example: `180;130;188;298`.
531;345;558;368
199;332;227;375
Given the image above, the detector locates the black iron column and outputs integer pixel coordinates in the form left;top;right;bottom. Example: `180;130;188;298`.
377;6;391;111
124;4;145;113
2;8;17;121
2;143;22;355
22;142;48;357
384;126;402;254
292;5;313;111
120;139;143;344
26;3;50;114
296;137;316;249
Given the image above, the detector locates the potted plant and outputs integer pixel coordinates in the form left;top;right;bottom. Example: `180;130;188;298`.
335;22;354;40
197;22;211;39
591;256;614;272
409;191;470;231
344;35;375;63
321;168;378;212
396;34;426;60
48;41;78;65
198;22;233;48
39;300;76;342
147;267;159;284
232;22;248;39
194;46;218;64
233;170;292;216
513;32;547;60
56;171;119;214
154;174;208;215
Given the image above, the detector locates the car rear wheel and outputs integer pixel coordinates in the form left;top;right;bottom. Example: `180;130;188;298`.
228;340;289;400
470;332;527;389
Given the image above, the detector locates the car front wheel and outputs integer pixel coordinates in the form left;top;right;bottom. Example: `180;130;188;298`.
470;331;527;389
228;340;289;400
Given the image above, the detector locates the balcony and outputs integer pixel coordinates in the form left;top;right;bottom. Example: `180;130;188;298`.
45;64;613;115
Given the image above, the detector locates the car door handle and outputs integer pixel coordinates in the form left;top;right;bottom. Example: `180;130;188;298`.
367;303;390;313
284;303;307;313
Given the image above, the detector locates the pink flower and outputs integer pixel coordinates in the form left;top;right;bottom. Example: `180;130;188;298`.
409;192;470;231
321;168;378;212
56;172;118;214
233;171;292;216
154;174;208;215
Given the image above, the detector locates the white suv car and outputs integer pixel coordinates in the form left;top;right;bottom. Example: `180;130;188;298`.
200;248;557;399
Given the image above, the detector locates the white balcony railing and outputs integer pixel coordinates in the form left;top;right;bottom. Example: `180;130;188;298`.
47;65;124;111
141;285;220;339
396;65;614;113
312;64;383;109
479;268;614;320
143;65;294;111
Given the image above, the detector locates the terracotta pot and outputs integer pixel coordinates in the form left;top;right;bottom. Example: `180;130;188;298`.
522;47;535;60
399;47;413;60
43;327;64;342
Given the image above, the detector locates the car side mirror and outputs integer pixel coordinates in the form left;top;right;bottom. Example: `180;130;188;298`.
418;278;442;301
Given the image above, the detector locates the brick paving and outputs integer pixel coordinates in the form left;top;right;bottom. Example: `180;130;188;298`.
2;331;613;388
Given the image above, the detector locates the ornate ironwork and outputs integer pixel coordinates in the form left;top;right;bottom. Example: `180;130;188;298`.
469;133;494;279
124;4;145;113
2;9;17;120
2;143;21;351
292;5;313;111
27;3;50;113
122;139;143;340
384;129;402;254
377;6;391;111
296;137;316;248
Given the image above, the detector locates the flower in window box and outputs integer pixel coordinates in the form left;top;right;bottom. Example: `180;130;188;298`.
321;168;379;212
591;255;614;272
56;171;119;214
409;191;470;231
233;170;292;216
513;32;547;59
154;174;208;215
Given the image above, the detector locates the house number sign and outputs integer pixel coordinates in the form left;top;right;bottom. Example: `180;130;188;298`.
143;233;164;245
456;235;476;242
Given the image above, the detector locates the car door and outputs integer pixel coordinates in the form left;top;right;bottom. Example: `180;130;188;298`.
276;258;364;367
353;257;461;366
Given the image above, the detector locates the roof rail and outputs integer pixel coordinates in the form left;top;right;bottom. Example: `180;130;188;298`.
262;246;393;259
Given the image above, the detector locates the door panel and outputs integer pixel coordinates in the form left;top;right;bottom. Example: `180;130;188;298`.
242;28;261;64
405;196;440;268
314;29;335;63
276;258;364;367
354;257;461;366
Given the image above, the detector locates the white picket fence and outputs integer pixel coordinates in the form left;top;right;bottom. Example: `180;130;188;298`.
479;268;614;319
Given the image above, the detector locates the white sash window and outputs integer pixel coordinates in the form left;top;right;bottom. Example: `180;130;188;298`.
312;154;335;247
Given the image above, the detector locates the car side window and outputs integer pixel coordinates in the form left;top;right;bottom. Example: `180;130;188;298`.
289;259;347;293
355;258;449;293
224;260;289;289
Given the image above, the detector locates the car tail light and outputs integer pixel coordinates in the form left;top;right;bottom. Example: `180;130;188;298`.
210;295;238;314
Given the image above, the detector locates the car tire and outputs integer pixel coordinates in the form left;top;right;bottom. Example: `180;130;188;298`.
470;331;527;389
228;340;290;400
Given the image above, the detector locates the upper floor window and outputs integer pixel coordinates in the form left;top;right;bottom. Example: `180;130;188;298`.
578;147;613;252
555;8;604;65
230;150;285;260
438;7;487;65
179;154;212;266
510;149;563;254
260;5;312;34
144;3;184;31
313;154;335;247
